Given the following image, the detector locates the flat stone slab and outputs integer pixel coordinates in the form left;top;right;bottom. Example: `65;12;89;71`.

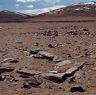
17;69;41;76
42;62;85;83
38;51;55;59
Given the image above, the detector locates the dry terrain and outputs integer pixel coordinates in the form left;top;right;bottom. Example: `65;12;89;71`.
0;19;96;95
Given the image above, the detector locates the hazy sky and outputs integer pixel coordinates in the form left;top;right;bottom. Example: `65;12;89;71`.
0;0;95;11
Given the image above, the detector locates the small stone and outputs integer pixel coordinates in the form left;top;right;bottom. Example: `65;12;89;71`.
38;51;54;60
70;86;85;93
30;48;43;54
48;44;55;48
22;82;31;89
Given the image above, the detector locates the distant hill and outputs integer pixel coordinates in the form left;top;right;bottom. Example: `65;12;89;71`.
0;10;30;22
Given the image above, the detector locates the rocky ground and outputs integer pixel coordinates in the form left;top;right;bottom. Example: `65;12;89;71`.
0;21;96;95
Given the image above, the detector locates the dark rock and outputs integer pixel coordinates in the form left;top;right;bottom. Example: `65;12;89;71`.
0;67;14;73
70;86;85;93
20;74;30;78
48;44;55;48
30;48;43;54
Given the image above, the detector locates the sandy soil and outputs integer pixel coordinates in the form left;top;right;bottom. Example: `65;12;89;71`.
0;21;96;95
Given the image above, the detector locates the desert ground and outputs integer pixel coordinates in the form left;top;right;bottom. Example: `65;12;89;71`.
0;20;96;95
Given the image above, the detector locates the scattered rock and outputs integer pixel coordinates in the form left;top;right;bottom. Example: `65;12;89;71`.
17;69;41;76
22;75;43;88
0;67;14;73
38;51;54;60
30;48;43;54
42;30;58;36
70;85;85;93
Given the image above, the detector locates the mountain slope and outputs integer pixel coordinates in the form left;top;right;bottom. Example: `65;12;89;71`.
38;1;96;17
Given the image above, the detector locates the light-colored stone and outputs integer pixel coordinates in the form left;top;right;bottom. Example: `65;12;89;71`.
38;51;54;59
55;60;71;67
